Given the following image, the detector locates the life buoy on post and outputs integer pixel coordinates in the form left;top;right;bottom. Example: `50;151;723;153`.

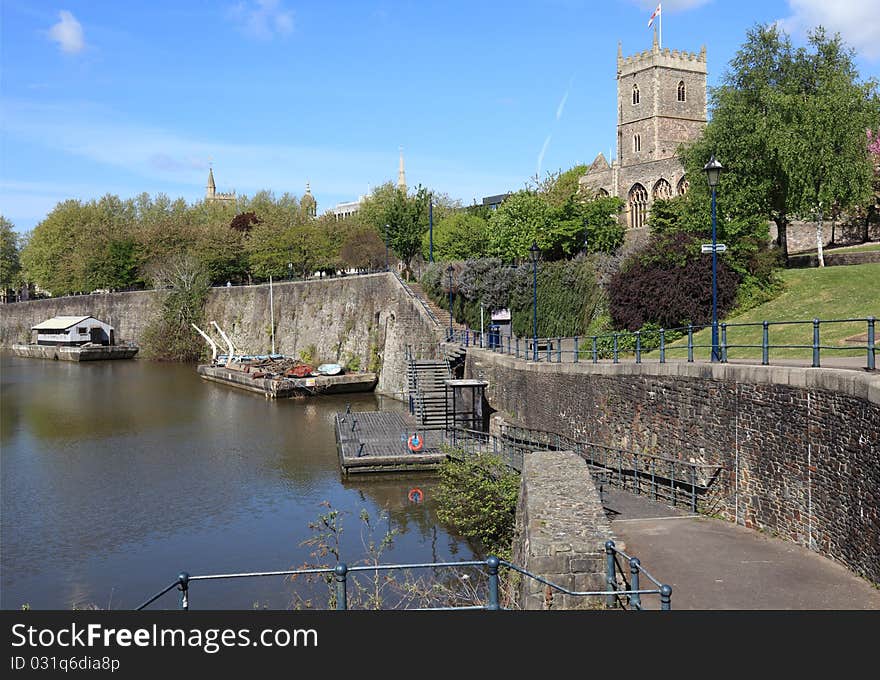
407;433;424;452
408;488;424;503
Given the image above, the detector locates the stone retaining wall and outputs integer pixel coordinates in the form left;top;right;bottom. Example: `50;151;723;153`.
467;350;880;586
512;450;616;610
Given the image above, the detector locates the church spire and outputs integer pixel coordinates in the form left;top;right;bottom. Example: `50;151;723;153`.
397;146;407;192
206;164;216;199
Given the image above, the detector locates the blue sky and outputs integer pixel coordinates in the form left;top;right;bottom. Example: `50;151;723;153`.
2;0;879;233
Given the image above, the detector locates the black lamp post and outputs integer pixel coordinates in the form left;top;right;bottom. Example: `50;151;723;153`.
703;155;723;362
446;265;454;341
384;224;390;272
583;218;590;254
529;241;540;361
429;194;434;263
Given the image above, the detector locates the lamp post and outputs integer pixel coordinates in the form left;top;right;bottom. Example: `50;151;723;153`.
384;224;389;272
287;261;293;281
529;242;540;361
583;218;590;254
429;194;434;263
446;265;454;341
703;155;723;362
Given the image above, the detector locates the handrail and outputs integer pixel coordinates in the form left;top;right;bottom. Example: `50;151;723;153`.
392;271;443;328
450;315;877;370
137;549;671;611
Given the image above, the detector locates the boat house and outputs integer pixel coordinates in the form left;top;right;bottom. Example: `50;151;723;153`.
31;316;115;346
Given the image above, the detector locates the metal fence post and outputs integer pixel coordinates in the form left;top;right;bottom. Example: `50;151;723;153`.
515;336;519;359
635;331;641;364
605;541;617;608
691;465;697;512
574;336;579;363
762;321;769;365
812;318;820;368
629;558;641;610
721;323;728;363
592;336;598;363
660;584;672;611
659;329;665;364
465;329;470;347
177;572;190;611
335;563;348;610
557;337;562;363
687;324;694;362
546;340;551;363
613;334;619;364
867;317;875;371
486;556;500;610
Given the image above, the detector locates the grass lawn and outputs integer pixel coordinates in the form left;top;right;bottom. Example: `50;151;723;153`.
660;262;879;361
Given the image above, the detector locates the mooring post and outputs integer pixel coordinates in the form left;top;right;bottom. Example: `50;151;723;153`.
177;572;190;611
687;324;694;362
629;558;641;610
486;556;500;610
812;318;821;368
605;541;616;608
335;563;348;610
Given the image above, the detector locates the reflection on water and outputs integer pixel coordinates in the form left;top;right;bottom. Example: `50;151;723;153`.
0;352;473;610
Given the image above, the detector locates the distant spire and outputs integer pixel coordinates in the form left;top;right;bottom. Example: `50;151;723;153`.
397;146;407;191
305;181;311;195
207;164;216;199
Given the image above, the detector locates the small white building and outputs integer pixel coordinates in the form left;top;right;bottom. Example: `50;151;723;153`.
32;316;115;346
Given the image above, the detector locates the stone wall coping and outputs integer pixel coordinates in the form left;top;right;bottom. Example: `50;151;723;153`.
468;348;880;406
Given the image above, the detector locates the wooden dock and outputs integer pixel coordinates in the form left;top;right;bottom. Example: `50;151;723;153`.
335;411;448;474
197;365;377;398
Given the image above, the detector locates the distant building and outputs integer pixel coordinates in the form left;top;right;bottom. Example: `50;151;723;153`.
301;182;317;217
482;193;512;211
579;35;707;233
206;166;236;204
31;316;114;346
333;148;408;220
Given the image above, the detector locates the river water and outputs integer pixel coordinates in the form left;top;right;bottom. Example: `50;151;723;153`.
0;353;474;610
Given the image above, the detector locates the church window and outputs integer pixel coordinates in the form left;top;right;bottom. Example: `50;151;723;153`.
632;84;640;105
653;178;672;200
677;80;686;102
677;176;690;196
628;184;648;230
633;134;641;152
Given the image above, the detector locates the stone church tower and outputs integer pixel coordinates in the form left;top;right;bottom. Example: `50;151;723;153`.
206;166;236;204
579;34;707;234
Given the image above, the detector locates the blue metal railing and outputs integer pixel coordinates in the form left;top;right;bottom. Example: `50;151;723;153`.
449;316;877;370
137;548;672;611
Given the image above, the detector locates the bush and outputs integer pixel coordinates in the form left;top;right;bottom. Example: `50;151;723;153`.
434;450;520;560
608;232;741;331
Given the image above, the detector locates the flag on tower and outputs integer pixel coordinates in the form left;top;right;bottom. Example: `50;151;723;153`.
648;2;661;28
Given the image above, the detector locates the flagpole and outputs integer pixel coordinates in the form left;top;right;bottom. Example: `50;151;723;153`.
659;4;662;49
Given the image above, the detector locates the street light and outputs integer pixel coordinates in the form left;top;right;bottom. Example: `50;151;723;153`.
583;218;590;254
384;224;390;272
287;261;293;281
529;241;540;361
446;265;455;341
703;155;723;362
429;194;434;263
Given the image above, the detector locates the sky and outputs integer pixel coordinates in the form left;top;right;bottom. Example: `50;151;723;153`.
2;0;879;233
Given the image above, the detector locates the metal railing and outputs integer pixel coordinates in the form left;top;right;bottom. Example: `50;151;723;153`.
447;424;723;514
137;548;671;611
393;271;443;329
449;315;877;370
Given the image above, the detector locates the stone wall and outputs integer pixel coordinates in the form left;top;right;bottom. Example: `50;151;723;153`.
0;274;443;398
512;450;616;610
787;250;880;268
466;350;880;586
770;220;880;254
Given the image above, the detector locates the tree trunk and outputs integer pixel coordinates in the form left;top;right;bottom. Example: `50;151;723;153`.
774;216;789;262
815;209;825;268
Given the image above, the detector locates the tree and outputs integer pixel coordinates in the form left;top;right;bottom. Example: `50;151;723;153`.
0;216;21;300
681;24;879;260
340;226;386;271
421;212;490;261
486;190;551;262
358;182;431;278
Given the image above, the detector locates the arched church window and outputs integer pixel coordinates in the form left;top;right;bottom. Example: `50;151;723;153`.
633;134;641;152
632;84;640;105
652;178;672;200
677;176;690;196
628;184;648;230
677;80;686;102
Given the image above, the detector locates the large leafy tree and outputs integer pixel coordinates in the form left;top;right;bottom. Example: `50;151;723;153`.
358;182;431;278
0;216;22;297
421;212;490;261
681;24;879;260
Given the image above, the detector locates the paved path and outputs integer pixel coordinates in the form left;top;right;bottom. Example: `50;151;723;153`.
603;488;880;610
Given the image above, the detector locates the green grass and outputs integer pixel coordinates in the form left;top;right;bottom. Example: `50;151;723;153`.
661;262;879;361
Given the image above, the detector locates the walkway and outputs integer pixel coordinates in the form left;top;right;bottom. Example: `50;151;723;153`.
603;488;880;610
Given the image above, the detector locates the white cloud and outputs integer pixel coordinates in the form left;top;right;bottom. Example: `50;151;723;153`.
778;0;880;61
227;0;294;40
47;10;85;54
536;135;552;177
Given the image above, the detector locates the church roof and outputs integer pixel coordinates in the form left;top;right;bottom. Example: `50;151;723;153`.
207;167;216;190
587;152;611;172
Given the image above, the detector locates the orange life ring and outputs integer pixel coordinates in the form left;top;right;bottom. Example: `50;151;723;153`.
408;488;424;503
407;433;424;452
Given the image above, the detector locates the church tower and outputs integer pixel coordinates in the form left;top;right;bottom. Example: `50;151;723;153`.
205;165;236;204
301;182;317;217
397;147;407;192
615;36;707;229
